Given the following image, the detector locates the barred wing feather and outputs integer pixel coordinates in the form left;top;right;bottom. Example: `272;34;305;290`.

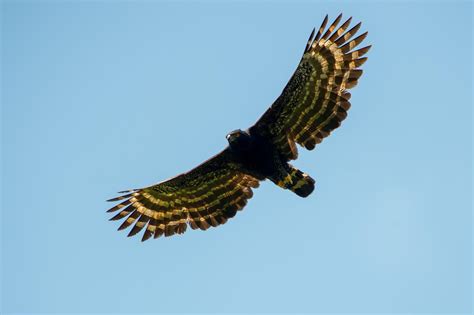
107;150;260;241
253;14;371;160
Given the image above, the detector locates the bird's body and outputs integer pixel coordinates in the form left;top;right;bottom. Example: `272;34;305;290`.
227;129;279;178
227;129;315;197
107;13;370;241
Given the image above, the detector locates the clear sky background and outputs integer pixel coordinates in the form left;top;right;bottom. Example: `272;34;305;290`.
1;1;472;314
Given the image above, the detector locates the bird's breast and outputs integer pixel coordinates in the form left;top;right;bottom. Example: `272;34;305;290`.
236;135;279;177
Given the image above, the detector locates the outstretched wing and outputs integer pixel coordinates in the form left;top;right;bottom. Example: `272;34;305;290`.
252;14;370;160
106;149;260;241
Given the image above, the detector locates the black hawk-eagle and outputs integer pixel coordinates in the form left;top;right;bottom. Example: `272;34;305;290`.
107;14;371;241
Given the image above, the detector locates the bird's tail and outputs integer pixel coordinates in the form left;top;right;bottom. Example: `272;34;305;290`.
274;166;315;198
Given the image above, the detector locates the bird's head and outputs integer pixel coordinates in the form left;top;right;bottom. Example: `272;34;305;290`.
226;129;251;150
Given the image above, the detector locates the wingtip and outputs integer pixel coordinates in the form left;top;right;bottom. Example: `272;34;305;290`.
127;230;137;237
106;192;137;202
117;221;129;231
141;232;153;242
117;189;138;194
322;14;329;24
333;13;343;25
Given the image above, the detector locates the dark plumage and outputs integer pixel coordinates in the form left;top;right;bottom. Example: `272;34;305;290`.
226;129;315;197
107;14;370;241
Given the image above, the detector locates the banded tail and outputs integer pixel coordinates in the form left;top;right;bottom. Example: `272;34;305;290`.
274;166;315;198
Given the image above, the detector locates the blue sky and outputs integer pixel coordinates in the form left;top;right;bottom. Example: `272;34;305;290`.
1;1;472;314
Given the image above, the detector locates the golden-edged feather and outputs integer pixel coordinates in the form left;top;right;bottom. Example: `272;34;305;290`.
252;13;370;159
107;150;260;241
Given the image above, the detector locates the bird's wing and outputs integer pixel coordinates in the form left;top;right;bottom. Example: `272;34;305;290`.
106;149;260;241
252;14;370;160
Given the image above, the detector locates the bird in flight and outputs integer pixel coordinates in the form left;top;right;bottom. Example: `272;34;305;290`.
107;14;370;241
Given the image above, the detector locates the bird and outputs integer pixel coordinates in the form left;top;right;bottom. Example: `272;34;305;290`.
106;13;371;241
